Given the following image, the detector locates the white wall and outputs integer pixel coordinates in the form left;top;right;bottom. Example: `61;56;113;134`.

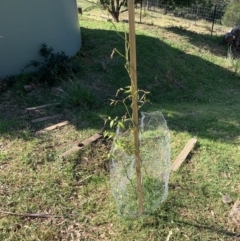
0;0;81;78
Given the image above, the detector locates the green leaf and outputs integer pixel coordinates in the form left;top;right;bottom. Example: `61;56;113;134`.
118;121;125;129
110;120;114;128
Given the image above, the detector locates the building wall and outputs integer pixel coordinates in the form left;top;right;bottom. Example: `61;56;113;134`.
0;0;81;78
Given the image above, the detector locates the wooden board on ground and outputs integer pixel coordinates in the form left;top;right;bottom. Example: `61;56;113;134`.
61;133;102;158
171;138;197;171
35;121;69;135
31;114;61;123
26;103;60;111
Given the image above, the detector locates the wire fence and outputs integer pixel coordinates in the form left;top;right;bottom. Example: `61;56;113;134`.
139;1;226;36
141;1;225;24
79;0;228;36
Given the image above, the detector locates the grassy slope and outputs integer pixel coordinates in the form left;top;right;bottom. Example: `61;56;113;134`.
0;9;240;241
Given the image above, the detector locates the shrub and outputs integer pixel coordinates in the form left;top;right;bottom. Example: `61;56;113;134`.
24;44;71;86
223;0;240;27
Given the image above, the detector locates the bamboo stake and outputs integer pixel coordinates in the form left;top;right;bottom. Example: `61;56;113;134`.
128;0;143;215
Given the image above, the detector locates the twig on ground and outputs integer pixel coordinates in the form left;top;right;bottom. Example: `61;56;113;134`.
0;211;62;218
73;175;94;185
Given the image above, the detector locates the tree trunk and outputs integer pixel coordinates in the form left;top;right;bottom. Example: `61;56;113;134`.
109;0;119;22
107;0;120;22
108;10;119;22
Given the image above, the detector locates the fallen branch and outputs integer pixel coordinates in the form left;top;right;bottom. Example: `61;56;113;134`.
73;175;94;186
0;211;62;218
78;174;94;183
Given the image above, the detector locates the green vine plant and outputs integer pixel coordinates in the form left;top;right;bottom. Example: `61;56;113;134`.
104;33;150;156
105;86;149;156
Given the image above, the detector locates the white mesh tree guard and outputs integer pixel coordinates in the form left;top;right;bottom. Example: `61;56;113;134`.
110;111;171;217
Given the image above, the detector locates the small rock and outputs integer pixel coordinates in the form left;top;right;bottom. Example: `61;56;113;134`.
222;194;233;204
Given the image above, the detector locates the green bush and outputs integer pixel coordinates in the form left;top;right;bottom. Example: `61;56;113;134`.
223;0;240;27
24;44;71;86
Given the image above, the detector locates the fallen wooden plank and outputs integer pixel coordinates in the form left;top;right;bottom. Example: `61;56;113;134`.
61;146;81;158
35;121;69;135
31;114;61;123
171;138;197;171
26;103;60;111
80;133;102;146
61;133;102;158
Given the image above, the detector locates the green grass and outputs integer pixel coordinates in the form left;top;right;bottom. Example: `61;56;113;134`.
0;8;240;240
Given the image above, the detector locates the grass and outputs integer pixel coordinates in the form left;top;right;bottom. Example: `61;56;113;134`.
1;5;240;240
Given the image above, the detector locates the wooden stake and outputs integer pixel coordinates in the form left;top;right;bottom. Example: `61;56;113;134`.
128;0;143;215
171;138;197;171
